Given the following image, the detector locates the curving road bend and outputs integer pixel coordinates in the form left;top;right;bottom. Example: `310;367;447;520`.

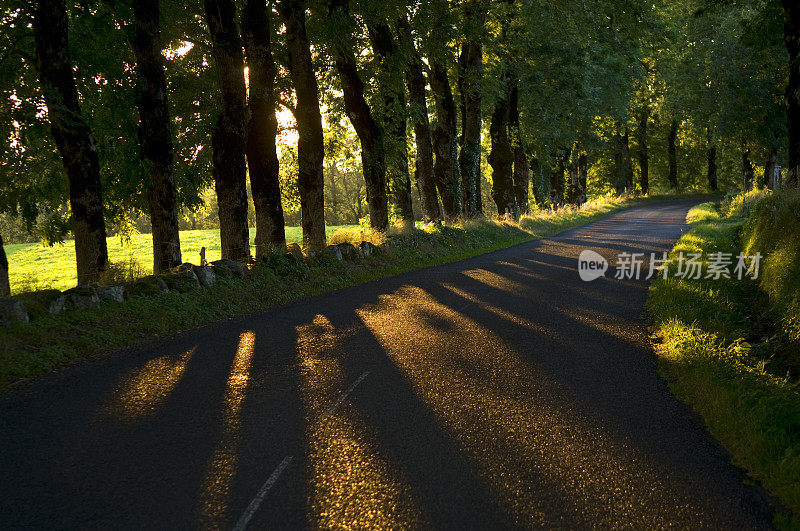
0;201;775;528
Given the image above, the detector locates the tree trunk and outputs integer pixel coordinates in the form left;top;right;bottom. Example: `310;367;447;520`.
242;0;285;256
613;127;633;195
637;106;649;194
397;17;439;224
529;157;544;205
457;2;485;218
668;119;678;192
783;0;800;186
277;0;326;250
488;81;515;218
707;127;718;192
0;233;9;298
568;146;586;205
578;153;588;203
742;139;754;191
549;151;565;208
329;1;388;232
204;0;251;260
131;0;182;273
429;58;461;222
508;79;529;213
764;149;778;189
368;21;413;225
34;0;109;285
622;129;633;192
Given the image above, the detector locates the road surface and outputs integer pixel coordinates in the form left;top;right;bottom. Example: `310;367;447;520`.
0;201;774;528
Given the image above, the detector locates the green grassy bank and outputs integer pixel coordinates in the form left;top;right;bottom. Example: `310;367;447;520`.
647;190;800;528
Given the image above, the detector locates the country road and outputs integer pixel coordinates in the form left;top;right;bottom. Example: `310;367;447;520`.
0;201;774;528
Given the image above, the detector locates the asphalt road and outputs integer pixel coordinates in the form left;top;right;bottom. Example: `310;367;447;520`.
0;201;775;529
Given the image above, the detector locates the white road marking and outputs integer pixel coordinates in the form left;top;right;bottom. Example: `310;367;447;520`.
232;455;293;531
316;371;370;426
232;371;370;530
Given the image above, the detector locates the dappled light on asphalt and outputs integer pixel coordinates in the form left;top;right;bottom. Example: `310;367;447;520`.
199;331;255;528
296;315;423;528
462;267;531;294
105;347;196;421
355;284;685;527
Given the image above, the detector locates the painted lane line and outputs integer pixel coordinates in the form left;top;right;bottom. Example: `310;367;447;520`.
232;371;371;530
232;455;293;531
316;371;370;426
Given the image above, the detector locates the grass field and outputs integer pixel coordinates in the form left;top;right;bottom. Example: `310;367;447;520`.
6;225;359;294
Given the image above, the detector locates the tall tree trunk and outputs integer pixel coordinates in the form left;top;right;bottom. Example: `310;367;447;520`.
622;129;633;192
457;1;485;218
131;0;182;273
668;119;678;192
549;150;565;208
742;139;754;191
329;1;388;232
578;153;588;204
429;58;461;222
277;0;326;250
368;22;413;225
0;233;9;297
764;149;778;189
707;127;718;192
508;79;528;213
783;0;800;186
488;79;515;218
204;0;251;260
613;127;633;195
397;17;439;224
568;146;586;205
242;0;285;256
637;106;649;194
529;156;544;205
34;0;108;285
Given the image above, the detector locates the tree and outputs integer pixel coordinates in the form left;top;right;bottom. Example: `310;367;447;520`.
637;106;649;194
706;127;718;192
614;127;634;194
328;0;389;232
667;119;679;191
204;0;251;260
488;77;515;218
429;58;461;222
242;0;286;255
783;0;800;185
33;0;109;285
368;20;414;225
0;233;9;297
277;0;326;251
457;0;485;217
131;0;182;273
509;80;529;213
396;15;439;224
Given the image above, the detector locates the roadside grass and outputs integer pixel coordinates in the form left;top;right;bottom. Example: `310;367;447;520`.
0;194;697;391
647;192;800;528
5;225;359;294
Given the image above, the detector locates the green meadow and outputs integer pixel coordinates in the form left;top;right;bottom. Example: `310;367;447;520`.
5;225;360;294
